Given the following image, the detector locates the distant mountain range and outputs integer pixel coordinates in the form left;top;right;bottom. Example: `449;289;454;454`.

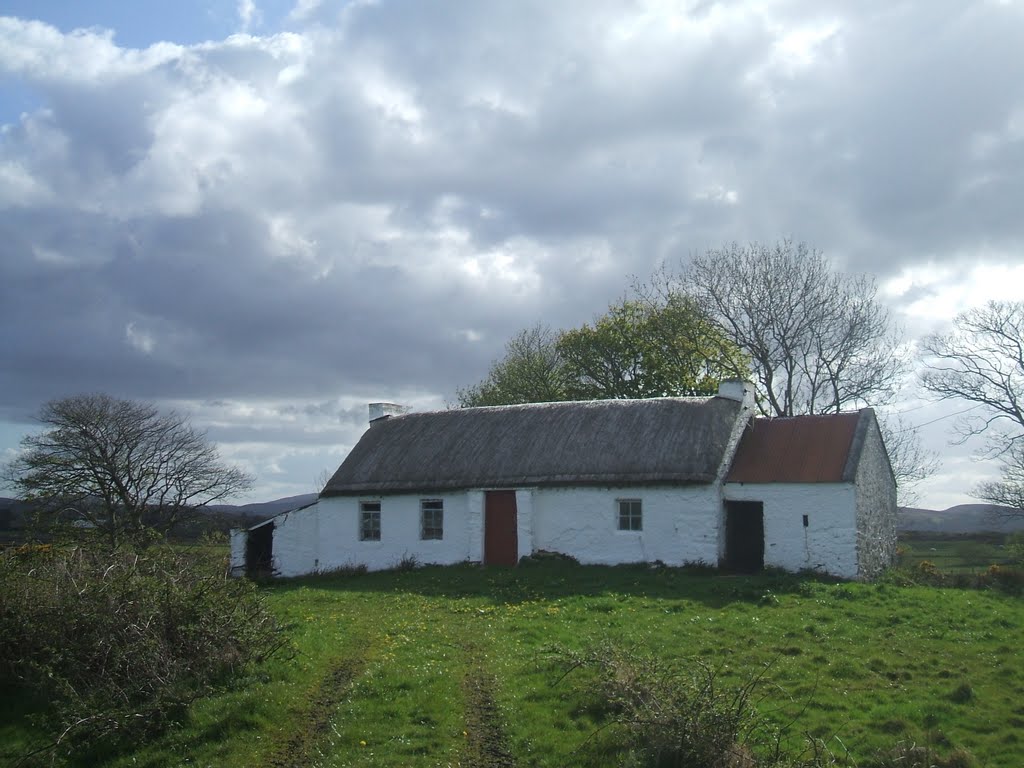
214;498;1024;533
212;496;1024;534
0;494;319;533
3;494;1022;534
897;504;1024;534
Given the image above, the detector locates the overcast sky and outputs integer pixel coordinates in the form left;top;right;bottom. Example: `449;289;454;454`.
1;1;1023;509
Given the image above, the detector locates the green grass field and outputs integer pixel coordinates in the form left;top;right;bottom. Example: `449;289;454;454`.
6;554;1021;768
898;533;1018;573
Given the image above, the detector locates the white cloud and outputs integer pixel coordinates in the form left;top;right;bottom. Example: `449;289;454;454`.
2;2;1024;507
237;0;261;33
125;322;155;355
885;260;1024;331
0;17;182;82
0;156;53;207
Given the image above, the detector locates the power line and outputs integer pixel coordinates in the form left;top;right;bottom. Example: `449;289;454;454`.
892;403;985;433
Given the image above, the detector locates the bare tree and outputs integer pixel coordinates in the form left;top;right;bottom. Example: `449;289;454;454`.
920;300;1024;512
878;413;941;506
975;443;1024;512
2;394;254;547
681;240;906;417
314;467;335;494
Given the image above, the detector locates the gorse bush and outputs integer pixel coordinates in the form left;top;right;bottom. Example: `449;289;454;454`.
0;545;288;760
883;559;1024;595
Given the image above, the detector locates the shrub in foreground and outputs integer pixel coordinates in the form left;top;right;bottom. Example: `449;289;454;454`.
556;645;977;768
0;545;287;760
557;645;785;767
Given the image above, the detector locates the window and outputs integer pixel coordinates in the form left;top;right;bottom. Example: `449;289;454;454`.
421;499;444;540
617;499;642;531
360;501;381;541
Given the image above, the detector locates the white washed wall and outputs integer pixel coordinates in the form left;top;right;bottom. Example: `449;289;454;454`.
269;503;321;577
529;485;721;566
236;484;730;576
723;483;858;578
232;481;865;578
515;489;535;562
262;494;479;576
228;528;247;575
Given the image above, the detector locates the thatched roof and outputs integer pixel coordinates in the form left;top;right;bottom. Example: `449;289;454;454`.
322;396;744;495
725;409;876;484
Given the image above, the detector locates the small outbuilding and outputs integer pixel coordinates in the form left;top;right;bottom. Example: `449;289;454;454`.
231;381;897;580
723;410;897;578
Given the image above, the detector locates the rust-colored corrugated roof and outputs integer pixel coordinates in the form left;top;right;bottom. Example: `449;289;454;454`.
725;411;866;484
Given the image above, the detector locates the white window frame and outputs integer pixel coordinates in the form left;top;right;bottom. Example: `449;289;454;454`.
359;500;381;541
617;498;642;532
420;499;444;540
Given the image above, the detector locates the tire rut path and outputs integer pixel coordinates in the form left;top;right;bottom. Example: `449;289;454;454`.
460;647;516;768
264;654;363;768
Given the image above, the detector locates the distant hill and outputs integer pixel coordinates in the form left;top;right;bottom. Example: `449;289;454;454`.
0;494;320;536
898;504;1024;534
208;493;319;522
8;494;1023;534
223;498;1024;532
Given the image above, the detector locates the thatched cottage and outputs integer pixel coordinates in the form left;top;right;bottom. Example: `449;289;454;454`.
231;381;897;580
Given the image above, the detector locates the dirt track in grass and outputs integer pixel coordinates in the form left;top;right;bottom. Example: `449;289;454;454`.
265;655;363;768
460;650;516;768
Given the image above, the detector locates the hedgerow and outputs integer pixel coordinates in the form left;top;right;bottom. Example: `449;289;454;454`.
0;544;287;761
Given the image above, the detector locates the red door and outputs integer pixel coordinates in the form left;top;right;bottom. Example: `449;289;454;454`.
484;490;518;566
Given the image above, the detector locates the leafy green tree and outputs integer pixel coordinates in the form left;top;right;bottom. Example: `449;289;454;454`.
457;297;747;406
457;324;571;407
557;295;748;400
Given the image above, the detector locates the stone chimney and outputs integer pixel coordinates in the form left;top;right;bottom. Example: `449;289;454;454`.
716;379;755;410
368;402;411;423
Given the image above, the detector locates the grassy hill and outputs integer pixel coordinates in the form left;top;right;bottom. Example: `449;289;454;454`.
6;560;1020;768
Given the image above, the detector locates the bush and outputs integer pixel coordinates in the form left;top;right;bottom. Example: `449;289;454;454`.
553;646;980;768
884;559;1024;595
556;645;780;767
0;545;287;760
1006;532;1024;565
396;552;420;571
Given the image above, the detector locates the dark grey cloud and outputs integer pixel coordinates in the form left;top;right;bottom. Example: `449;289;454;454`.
1;2;1023;505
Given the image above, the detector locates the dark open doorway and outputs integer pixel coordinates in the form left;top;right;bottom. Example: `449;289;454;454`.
484;490;518;566
724;501;764;572
245;522;274;578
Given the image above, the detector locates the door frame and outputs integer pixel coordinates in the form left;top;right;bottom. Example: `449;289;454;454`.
723;500;764;572
484;490;519;566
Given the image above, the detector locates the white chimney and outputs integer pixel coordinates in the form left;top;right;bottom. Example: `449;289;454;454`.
368;402;411;423
717;380;755;410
